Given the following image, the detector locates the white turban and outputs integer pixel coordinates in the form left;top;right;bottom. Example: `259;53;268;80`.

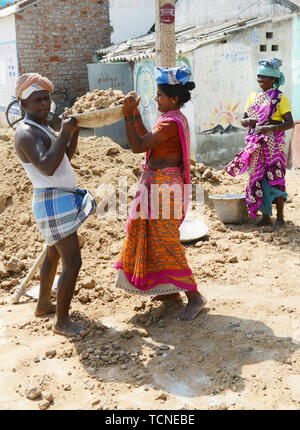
15;73;54;100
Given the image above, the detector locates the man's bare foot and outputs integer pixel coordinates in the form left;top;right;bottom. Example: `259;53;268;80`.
149;293;182;303
253;214;272;227
52;318;88;337
273;218;285;230
176;293;207;322
34;303;56;317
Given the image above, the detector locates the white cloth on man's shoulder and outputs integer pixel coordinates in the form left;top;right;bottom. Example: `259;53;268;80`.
18;118;77;190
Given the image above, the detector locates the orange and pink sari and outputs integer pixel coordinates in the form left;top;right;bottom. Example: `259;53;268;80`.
114;110;198;296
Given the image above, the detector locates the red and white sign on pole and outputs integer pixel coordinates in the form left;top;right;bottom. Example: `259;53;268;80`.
155;0;176;67
160;3;175;25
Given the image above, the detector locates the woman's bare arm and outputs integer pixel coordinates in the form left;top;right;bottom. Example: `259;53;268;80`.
241;112;258;128
133;109;148;137
123;95;164;153
256;112;294;134
125;120;164;153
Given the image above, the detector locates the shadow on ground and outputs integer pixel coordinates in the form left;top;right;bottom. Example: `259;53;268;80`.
69;301;299;401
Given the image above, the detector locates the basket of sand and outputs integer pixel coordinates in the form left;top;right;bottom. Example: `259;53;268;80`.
68;88;136;128
71;105;124;128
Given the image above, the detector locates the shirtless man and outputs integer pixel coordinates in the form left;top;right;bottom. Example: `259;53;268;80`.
14;73;96;337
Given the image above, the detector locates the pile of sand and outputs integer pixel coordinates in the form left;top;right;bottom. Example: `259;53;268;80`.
1;128;300;411
0;129;247;299
70;89;136;114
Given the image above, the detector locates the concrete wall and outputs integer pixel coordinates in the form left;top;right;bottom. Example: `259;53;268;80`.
192;17;294;168
291;14;300;121
87;62;134;147
0;13;18;127
175;0;295;28
118;8;296;167
110;0;155;44
14;0;111;112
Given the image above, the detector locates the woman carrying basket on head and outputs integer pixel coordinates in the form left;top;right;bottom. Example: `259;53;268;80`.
114;67;207;321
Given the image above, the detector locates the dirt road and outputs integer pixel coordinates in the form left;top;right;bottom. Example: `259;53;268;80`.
0;131;299;410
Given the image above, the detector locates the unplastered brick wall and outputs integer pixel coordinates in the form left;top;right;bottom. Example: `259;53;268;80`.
15;0;111;109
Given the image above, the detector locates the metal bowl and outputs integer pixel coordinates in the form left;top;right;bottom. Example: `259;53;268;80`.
208;193;249;224
179;218;209;242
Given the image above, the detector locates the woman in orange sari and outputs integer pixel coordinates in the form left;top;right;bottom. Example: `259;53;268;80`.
115;67;207;321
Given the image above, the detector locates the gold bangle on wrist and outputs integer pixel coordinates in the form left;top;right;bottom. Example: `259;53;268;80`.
125;115;136;122
125;114;141;122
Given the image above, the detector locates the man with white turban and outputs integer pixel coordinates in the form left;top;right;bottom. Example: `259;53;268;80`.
14;73;96;337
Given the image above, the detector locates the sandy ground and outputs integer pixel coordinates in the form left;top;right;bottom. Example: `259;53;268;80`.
0;129;299;410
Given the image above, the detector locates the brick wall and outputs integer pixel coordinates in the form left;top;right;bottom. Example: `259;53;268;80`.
15;0;111;110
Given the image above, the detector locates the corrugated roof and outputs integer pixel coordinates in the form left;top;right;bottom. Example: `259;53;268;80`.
96;13;295;63
0;0;41;18
278;0;300;10
0;1;17;8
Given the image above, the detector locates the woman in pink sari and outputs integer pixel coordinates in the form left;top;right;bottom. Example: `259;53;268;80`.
226;59;294;228
115;67;207;321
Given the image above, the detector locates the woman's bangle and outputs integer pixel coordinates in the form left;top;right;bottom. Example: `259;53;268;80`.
125;114;141;122
125;115;135;122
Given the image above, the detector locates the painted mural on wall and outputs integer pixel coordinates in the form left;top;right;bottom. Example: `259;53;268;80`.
176;55;194;80
201;99;243;135
135;60;157;130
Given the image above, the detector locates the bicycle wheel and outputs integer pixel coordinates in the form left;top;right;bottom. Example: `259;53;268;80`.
5;100;24;127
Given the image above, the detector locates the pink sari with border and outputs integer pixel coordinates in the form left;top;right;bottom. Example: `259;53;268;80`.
226;89;286;218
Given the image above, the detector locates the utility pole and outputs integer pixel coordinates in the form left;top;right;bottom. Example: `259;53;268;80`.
155;0;176;68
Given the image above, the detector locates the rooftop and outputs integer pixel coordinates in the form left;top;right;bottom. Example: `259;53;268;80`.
0;0;40;17
95;13;295;63
281;0;300;9
0;0;16;8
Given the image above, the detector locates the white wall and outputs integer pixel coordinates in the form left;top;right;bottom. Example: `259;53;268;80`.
109;0;155;44
0;13;18;127
192;18;293;166
175;0;294;28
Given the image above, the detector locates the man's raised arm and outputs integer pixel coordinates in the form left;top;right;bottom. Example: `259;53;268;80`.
15;117;79;176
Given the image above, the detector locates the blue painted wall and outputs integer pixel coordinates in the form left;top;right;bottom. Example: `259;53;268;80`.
0;1;16;7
